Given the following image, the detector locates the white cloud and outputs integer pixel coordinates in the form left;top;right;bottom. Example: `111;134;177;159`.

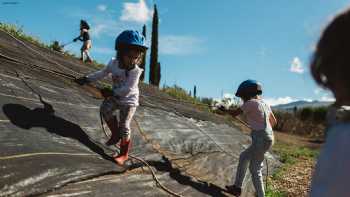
120;0;152;23
92;23;108;38
290;57;304;74
159;35;205;55
320;96;335;102
264;96;296;106
97;4;107;12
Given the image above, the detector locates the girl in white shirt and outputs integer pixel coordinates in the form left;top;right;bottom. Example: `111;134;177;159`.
223;80;277;197
75;30;147;166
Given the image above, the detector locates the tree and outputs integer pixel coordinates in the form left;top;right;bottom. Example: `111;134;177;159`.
149;4;160;86
155;62;161;86
140;25;146;81
193;85;197;98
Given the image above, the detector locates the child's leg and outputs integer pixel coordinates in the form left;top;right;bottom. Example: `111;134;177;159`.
118;105;136;140
83;41;93;62
100;98;120;145
234;146;253;187
84;50;93;62
249;139;273;197
114;105;136;165
80;47;84;61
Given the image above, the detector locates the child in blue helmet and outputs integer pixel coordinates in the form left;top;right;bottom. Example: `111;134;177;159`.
75;30;147;165
223;80;277;197
73;20;93;63
309;8;350;197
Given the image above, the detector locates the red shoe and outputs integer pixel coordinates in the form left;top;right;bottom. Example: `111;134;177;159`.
114;139;131;165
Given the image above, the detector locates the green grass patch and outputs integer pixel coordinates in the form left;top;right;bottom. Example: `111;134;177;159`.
272;143;319;165
265;184;288;197
162;85;212;111
0;22;47;48
270;142;319;181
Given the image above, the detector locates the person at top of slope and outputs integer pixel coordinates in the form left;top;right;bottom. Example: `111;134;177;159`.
73;20;93;63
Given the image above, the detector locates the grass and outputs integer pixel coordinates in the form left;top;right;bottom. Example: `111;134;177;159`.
272;142;319;165
162;85;212;111
265;141;320;195
266;184;288;197
0;22;47;48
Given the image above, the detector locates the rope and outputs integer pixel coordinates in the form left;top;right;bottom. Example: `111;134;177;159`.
99;109;183;197
0;51;76;80
0;152;96;160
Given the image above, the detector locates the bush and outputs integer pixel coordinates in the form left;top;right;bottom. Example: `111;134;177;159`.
312;107;327;123
49;40;63;52
299;107;313;121
200;97;213;106
161;85;211;111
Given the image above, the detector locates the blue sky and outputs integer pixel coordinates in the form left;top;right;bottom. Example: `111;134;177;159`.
1;0;349;105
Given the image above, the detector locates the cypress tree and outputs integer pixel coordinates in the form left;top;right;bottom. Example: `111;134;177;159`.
140;25;146;81
194;85;197;98
155;62;161;86
149;4;159;86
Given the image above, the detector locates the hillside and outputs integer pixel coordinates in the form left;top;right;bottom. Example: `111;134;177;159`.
273;100;332;111
0;29;279;197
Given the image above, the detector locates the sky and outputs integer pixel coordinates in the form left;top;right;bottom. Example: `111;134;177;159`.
1;0;349;106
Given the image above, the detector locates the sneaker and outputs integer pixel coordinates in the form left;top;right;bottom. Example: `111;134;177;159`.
225;185;241;196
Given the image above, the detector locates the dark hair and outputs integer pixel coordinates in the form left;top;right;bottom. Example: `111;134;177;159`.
310;8;350;90
80;20;90;30
117;44;146;60
239;89;261;102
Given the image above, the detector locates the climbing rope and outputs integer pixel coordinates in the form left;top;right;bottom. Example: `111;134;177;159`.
99;110;183;197
0;152;96;160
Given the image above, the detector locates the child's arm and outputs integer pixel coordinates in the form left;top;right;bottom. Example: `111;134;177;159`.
84;60;113;83
219;107;243;117
73;30;84;42
269;111;277;128
229;108;243;117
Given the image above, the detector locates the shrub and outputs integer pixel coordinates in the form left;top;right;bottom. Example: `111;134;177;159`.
49;40;63;52
312;107;327;123
299;107;313;121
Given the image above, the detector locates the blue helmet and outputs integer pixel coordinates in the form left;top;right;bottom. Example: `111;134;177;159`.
235;79;262;97
115;30;148;51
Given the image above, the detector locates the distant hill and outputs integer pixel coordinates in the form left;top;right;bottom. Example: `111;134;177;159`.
272;100;333;111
